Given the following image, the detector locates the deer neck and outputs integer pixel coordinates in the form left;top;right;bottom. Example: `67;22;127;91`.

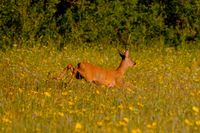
116;60;128;76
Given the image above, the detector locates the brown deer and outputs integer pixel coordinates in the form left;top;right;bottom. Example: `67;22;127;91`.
56;50;136;87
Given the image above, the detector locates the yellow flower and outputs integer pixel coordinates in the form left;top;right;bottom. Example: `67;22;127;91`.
195;120;200;126
96;90;100;95
118;117;129;127
118;104;124;109
97;121;103;127
18;88;24;93
2;117;12;124
192;106;199;113
75;123;82;130
129;106;134;111
184;119;193;126
190;92;195;96
58;112;64;117
20;73;25;78
137;102;144;109
61;92;68;96
68;101;74;106
132;128;142;133
44;92;51;97
147;124;152;128
147;122;157;129
123;117;129;123
31;90;38;95
197;91;200;96
34;111;42;117
119;121;127;126
152;122;157;127
127;87;134;93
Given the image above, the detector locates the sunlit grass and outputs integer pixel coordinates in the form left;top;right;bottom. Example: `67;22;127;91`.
0;45;199;133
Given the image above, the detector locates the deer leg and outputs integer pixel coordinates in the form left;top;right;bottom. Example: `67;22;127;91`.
67;67;78;84
67;66;85;84
55;64;74;80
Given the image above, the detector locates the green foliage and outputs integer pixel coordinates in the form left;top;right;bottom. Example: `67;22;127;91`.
1;0;200;48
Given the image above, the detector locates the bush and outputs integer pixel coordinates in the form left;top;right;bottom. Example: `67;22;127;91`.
0;0;200;49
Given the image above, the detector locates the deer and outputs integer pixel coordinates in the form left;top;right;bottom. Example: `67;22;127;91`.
55;50;136;87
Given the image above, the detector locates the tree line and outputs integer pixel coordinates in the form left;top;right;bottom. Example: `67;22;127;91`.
1;0;200;49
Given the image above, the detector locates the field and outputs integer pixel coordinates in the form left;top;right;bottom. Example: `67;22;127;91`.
0;45;200;133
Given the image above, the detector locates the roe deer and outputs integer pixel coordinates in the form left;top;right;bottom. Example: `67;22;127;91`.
56;50;136;87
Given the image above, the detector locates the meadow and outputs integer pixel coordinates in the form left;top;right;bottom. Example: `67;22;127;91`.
0;44;199;133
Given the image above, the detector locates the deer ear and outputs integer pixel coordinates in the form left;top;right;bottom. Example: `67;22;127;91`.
119;51;125;59
125;50;129;57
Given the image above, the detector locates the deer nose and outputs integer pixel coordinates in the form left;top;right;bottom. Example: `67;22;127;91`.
133;62;136;66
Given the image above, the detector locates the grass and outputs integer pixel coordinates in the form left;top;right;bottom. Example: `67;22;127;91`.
0;44;200;133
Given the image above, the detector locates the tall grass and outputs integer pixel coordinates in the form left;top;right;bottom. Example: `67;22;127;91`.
0;44;199;133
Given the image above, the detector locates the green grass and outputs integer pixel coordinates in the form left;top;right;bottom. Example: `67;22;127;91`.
0;45;200;133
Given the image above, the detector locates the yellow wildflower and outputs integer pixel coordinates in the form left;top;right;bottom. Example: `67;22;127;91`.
61;92;68;96
123;117;129;123
82;108;86;112
96;90;100;95
190;92;195;96
197;90;200;96
147;122;157;129
75;122;82;130
47;88;52;91
118;117;129;127
118;104;124;109
20;73;25;78
18;88;24;93
58;112;64;117
192;106;199;113
97;121;103;127
129;106;134;111
127;87;134;93
44;92;51;97
2;117;12;124
195;120;200;126
132;128;142;133
119;121;127;126
184;119;193;126
31;90;38;95
34;111;42;117
68;101;74;106
137;102;144;109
